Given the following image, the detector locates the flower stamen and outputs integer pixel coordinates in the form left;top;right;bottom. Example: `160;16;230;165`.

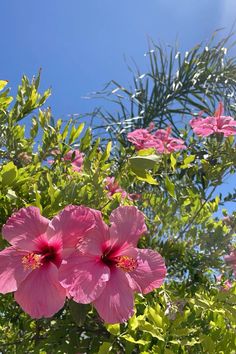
116;256;137;272
22;253;42;270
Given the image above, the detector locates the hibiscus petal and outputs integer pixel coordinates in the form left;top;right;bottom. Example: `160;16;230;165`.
59;252;110;303
76;209;110;256
14;263;66;319
193;126;215;137
127;129;153;150
218;117;236;136
2;207;49;251
189;117;204;128
0;247;31;294
93;267;134;324
109;206;147;247
190;117;217;137
219;127;236;136
214;101;224;117
223;117;236;126
48;205;96;248
127;249;166;294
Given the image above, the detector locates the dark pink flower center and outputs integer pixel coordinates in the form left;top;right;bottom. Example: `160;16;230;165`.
101;249;137;272
21;239;62;270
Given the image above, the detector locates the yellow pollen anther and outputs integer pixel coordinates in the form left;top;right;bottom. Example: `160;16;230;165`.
116;256;137;272
22;253;42;270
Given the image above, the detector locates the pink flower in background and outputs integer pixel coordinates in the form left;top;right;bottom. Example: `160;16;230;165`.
222;279;232;291
59;206;166;324
63;150;84;172
190;102;236;137
0;205;96;318
224;250;236;276
49;149;84;172
105;177;140;201
127;128;157;150
105;177;127;199
153;127;186;154
216;275;233;292
127;126;186;154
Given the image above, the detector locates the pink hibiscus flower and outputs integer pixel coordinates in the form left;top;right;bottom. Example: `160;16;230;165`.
105;177;127;199
189;102;236;137
127;128;157;150
49;149;84;172
0;205;96;318
59;206;166;324
153;127;186;154
127;127;186;154
105;177;140;201
224;250;236;276
63;150;84;172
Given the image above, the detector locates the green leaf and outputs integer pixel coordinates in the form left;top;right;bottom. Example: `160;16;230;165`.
165;176;175;198
129;155;159;184
170;154;177;170
1;162;18;187
174;328;196;336
87;137;101;161
130;155;160;170
131;166;158;185
80;128;92;151
61;121;70;140
184;155;195;165
98;342;112;354
46;173;60;205
69;123;85;144
121;334;149;346
137;148;156;156
30;117;39;139
181;155;195;169
100;141;112;162
199;334;215;352
138;322;165;341
68;300;90;326
0;80;8;91
148;307;163;328
106;323;120;335
129;315;140;331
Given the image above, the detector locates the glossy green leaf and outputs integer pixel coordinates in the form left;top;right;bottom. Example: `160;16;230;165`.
130;155;160;170
1;162;18;187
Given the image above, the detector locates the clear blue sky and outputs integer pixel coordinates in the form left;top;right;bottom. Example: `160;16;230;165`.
0;0;235;213
1;0;235;117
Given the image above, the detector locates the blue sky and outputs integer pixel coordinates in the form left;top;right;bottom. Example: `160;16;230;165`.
1;0;235;117
0;0;236;213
